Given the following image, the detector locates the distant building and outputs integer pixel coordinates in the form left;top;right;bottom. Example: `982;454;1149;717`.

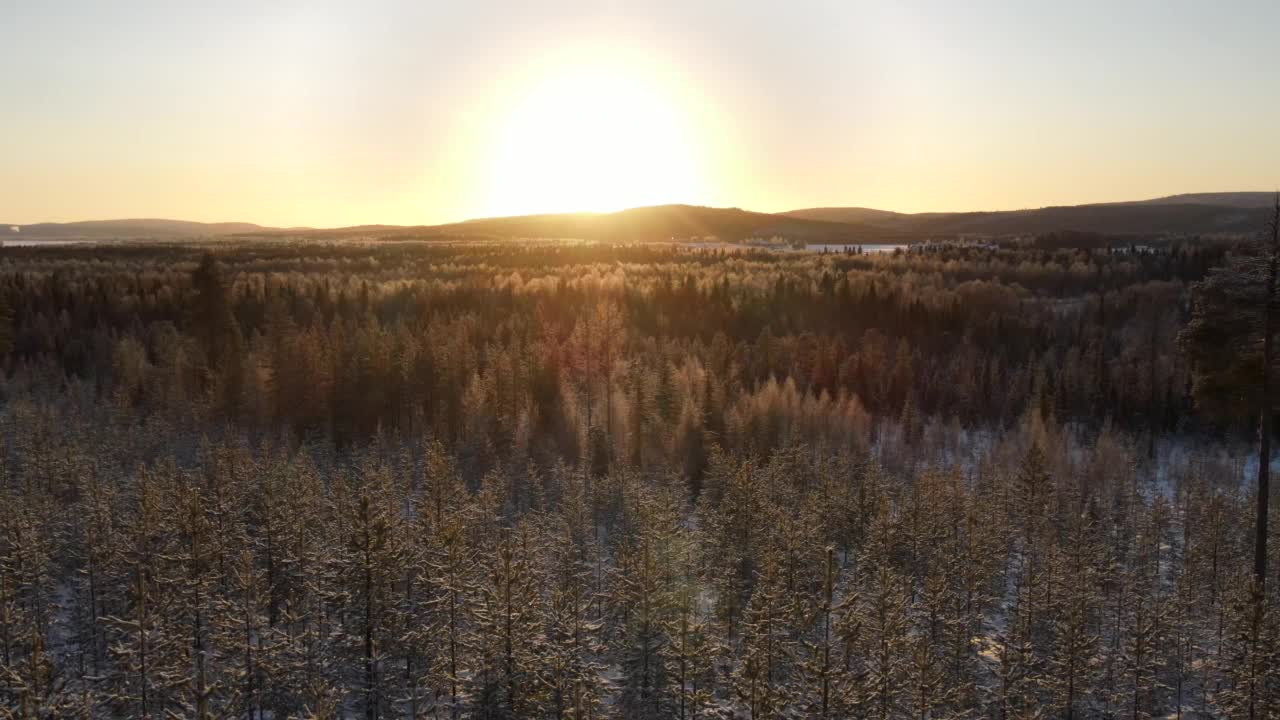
1110;244;1157;254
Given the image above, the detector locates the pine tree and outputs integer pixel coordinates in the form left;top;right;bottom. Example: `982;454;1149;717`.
540;517;607;719
1044;511;1101;719
661;574;721;720
990;554;1040;720
615;503;675;719
424;514;476;719
858;563;910;720
796;547;843;719
190;253;246;412
907;571;956;718
0;287;13;360
66;462;121;711
0;485;75;716
211;546;269;720
100;467;187;718
331;463;406;720
1214;570;1280;719
733;551;796;718
1180;194;1280;590
168;481;218;719
469;523;543;719
386;493;430;720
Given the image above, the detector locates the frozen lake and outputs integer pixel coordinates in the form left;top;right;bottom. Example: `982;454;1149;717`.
1;238;92;247
682;241;910;253
804;243;907;253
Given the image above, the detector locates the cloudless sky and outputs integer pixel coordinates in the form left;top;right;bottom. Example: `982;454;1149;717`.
3;0;1278;226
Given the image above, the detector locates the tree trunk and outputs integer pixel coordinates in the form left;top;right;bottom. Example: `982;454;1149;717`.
363;521;377;720
821;547;834;719
193;597;209;720
1258;194;1279;588
136;565;149;720
505;552;516;716
1148;316;1159;460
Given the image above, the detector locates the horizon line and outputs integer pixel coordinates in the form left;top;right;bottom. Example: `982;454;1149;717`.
6;190;1276;230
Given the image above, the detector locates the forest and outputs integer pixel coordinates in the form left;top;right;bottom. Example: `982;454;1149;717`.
0;236;1276;718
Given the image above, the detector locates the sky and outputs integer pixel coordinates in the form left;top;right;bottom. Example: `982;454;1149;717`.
2;0;1278;227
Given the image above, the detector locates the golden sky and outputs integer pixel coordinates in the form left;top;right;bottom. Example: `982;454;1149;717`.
2;1;1278;227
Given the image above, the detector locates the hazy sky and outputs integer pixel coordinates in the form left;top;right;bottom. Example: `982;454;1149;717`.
3;0;1278;226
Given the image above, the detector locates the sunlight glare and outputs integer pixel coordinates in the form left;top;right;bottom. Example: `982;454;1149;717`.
483;54;709;217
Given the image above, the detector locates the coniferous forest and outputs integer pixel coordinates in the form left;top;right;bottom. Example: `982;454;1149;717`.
0;236;1277;719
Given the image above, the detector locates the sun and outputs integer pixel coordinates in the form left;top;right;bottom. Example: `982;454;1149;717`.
481;53;710;217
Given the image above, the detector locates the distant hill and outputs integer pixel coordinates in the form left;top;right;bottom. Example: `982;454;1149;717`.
4;219;284;239
783;193;1274;236
399;204;908;243
9;192;1275;243
776;207;911;226
1107;192;1277;209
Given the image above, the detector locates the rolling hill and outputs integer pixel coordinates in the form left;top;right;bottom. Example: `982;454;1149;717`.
782;192;1274;237
406;204;907;243
1106;192;1277;208
8;192;1274;243
4;219;285;239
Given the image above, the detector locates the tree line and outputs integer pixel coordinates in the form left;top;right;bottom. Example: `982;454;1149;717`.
0;236;1275;718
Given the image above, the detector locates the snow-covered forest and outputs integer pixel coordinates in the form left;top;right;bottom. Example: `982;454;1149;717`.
0;238;1275;718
